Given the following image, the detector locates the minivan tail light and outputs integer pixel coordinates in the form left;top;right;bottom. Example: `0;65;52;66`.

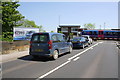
48;40;52;49
30;41;32;48
30;41;32;44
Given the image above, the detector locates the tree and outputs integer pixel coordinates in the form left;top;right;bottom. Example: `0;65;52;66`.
58;31;63;33
21;19;44;32
1;1;24;41
21;19;38;28
51;31;54;33
84;23;95;29
43;30;46;32
2;2;24;32
0;2;2;35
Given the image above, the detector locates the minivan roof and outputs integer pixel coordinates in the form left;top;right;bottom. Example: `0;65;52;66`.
33;32;64;35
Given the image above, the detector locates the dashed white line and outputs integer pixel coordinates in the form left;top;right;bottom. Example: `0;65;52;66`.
73;57;80;61
36;42;102;80
98;41;103;44
68;43;99;61
36;60;70;80
90;47;93;50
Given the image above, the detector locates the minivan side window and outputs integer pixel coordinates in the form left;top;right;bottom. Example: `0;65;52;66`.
57;34;65;42
51;35;58;42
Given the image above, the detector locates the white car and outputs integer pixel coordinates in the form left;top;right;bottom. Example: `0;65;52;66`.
81;35;92;45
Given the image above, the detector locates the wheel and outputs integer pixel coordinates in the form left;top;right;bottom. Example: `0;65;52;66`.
82;44;85;49
52;50;59;60
88;43;90;45
68;46;72;53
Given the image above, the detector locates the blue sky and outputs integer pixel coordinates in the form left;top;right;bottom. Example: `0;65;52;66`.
18;2;118;32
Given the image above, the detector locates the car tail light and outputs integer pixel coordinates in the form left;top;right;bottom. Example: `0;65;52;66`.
48;40;52;49
39;33;42;34
30;41;32;44
30;41;32;48
80;41;84;43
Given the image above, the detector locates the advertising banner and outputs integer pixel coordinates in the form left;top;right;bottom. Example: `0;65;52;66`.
13;27;40;40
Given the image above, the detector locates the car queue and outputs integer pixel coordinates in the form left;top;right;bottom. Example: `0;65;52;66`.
29;32;93;60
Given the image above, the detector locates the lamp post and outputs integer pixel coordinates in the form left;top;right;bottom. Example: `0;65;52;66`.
100;25;101;30
104;22;106;30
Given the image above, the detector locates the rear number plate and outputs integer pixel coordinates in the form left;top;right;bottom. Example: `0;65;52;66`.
35;49;43;52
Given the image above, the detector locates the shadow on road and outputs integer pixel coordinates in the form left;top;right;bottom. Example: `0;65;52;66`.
18;55;54;62
18;52;70;62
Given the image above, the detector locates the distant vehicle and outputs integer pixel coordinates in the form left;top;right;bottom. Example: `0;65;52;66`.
25;31;36;40
82;35;92;45
71;37;89;49
81;30;120;40
29;32;73;60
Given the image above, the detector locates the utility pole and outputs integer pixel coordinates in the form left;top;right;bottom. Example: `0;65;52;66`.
104;22;106;30
100;25;101;30
58;15;60;27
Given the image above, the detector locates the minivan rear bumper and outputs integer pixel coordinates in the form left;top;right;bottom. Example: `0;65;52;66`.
29;50;53;57
30;52;53;57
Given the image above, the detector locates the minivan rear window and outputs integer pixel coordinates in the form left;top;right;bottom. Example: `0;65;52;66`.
31;34;49;42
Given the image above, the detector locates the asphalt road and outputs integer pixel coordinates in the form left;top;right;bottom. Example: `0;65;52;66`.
2;41;119;79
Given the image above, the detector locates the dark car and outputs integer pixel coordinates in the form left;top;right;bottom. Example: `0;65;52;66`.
72;37;89;49
29;32;73;60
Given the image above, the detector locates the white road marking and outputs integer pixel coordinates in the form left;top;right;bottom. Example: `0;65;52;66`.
73;57;80;61
98;41;103;44
90;47;93;50
36;60;70;80
68;43;99;61
36;42;102;80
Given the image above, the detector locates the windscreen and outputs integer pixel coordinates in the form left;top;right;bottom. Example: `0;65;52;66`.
31;34;49;43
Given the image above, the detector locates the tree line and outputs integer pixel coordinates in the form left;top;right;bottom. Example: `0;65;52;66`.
0;1;44;41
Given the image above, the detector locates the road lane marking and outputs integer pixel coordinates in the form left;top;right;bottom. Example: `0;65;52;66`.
90;47;93;50
36;42;102;79
68;43;99;61
98;41;103;44
36;60;70;80
73;57;80;61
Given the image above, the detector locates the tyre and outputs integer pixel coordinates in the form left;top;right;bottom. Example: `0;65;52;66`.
88;43;90;45
68;46;72;53
52;50;59;60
